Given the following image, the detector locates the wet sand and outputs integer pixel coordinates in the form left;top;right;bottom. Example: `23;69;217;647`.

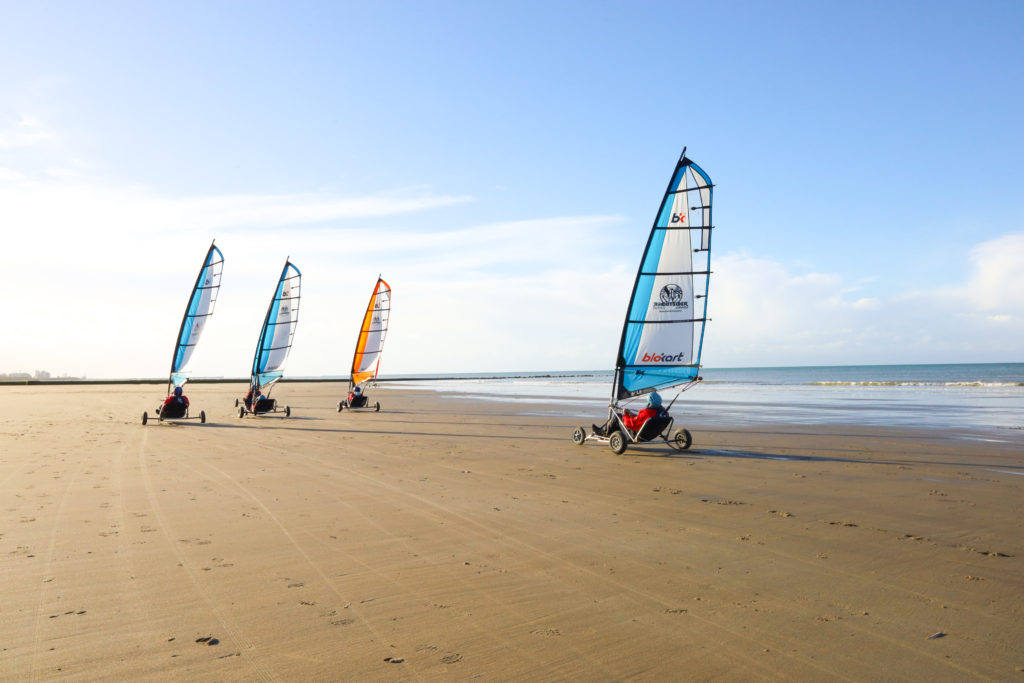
1;383;1022;680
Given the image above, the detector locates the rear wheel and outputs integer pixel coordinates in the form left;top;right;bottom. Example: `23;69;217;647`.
234;398;239;407
337;402;343;412
669;428;692;451
609;431;627;455
374;402;381;412
571;425;586;445
238;406;245;418
200;410;206;424
285;406;291;417
142;411;148;425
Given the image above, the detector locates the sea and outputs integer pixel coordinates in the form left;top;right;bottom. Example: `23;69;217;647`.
380;363;1024;434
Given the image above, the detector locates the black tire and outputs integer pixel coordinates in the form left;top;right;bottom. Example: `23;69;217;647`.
669;428;693;451
374;402;380;412
337;402;343;412
571;425;586;445
285;406;291;417
609;431;627;455
234;398;239;407
142;411;148;426
238;406;245;418
200;410;206;424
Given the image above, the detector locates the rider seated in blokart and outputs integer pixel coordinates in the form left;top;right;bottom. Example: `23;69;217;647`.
158;386;189;418
592;390;667;437
244;386;272;411
347;385;368;408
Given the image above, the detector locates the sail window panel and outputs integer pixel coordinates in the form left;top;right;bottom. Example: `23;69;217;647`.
690;164;713;251
620;364;700;398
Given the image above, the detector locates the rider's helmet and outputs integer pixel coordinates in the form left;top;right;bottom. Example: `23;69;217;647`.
353;385;362;395
647;391;662;408
173;386;183;397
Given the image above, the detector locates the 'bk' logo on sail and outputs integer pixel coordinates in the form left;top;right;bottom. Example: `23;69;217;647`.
670;212;686;224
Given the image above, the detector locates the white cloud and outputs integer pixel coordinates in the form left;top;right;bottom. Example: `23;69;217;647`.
964;233;1024;311
3;148;1021;379
0;115;56;148
0;167;631;378
707;234;1024;367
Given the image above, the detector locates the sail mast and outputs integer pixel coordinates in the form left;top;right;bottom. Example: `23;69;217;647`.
251;258;302;395
167;240;224;396
612;149;714;403
349;276;391;389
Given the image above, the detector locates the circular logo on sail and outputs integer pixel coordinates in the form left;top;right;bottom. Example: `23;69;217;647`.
654;284;688;310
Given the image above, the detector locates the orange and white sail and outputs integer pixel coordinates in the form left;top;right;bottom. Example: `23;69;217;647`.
350;277;391;386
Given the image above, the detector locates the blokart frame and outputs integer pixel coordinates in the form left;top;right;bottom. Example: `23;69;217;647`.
337;381;381;412
142;401;206;426
571;377;699;454
235;382;291;418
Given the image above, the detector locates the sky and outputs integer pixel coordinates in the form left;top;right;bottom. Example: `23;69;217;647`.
1;0;1022;378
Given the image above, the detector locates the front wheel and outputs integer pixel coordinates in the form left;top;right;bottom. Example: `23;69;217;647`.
200;410;206;424
337;402;343;412
238;406;245;418
374;402;381;412
285;406;291;417
142;411;148;425
571;425;586;445
234;398;239;407
609;431;627;455
669;428;693;451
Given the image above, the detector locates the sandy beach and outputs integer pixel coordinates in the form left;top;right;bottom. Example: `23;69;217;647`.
1;382;1022;680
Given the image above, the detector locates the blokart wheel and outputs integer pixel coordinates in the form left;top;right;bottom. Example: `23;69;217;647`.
142;411;148;425
238;406;245;418
669;428;693;451
374;402;380;412
571;425;587;445
609;431;627;455
234;398;239;407
285;406;291;417
200;410;206;424
337;401;343;412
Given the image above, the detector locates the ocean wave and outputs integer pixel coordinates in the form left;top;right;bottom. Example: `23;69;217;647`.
808;381;1024;387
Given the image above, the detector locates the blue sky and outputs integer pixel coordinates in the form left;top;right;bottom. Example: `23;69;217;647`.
1;0;1022;377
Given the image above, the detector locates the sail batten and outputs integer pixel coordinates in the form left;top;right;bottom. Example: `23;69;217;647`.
613;152;713;401
350;277;391;387
169;241;224;391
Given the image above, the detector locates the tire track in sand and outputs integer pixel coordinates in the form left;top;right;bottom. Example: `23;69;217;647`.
136;427;278;682
27;443;90;680
177;450;432;682
220;429;789;680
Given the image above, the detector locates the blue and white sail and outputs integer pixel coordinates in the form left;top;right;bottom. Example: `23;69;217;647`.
614;150;713;401
169;241;224;390
251;260;302;390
